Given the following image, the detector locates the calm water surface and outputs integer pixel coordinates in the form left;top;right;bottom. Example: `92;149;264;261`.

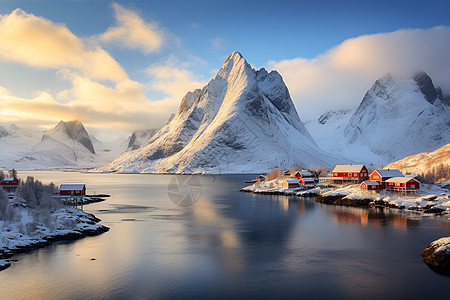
0;171;449;299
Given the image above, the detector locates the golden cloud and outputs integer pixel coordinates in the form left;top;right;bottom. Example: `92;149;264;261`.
100;2;165;54
0;9;127;82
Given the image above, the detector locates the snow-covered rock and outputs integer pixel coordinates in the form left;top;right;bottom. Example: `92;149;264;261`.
99;52;341;174
343;72;450;164
422;236;450;275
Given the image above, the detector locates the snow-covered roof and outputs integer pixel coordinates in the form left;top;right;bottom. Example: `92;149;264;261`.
371;169;404;178
332;164;366;173
60;184;85;191
385;177;418;183
284;180;299;184
2;177;16;181
361;181;379;186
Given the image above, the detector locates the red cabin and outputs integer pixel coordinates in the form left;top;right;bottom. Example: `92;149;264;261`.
369;169;404;189
331;165;369;183
385;177;420;193
360;181;380;191
59;184;86;196
1;177;19;186
300;178;315;186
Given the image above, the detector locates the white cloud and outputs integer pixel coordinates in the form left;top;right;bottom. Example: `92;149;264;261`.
146;58;207;105
99;2;165;54
270;26;450;120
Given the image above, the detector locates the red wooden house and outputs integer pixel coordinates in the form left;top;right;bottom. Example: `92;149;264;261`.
360;181;380;191
283;180;299;189
330;165;369;183
369;169;404;189
385;177;420;194
59;184;86;196
1;177;19;187
300;178;315;186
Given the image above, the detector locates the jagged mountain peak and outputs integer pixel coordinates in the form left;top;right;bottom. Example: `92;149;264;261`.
52;120;95;154
99;51;336;173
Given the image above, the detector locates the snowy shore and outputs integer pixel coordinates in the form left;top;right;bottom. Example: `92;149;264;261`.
241;180;450;214
0;207;109;271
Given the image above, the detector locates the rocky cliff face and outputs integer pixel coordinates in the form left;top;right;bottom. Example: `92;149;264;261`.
100;52;339;174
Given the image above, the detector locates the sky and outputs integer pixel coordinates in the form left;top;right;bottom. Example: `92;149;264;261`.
0;0;450;141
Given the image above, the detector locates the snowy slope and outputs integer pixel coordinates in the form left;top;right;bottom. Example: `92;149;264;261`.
100;52;341;174
343;73;449;164
384;143;450;177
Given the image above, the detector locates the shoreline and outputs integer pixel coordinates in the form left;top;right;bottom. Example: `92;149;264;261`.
240;185;450;214
0;210;109;272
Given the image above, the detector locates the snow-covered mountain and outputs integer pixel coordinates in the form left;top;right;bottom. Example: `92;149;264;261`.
384;143;450;179
0;120;121;170
306;72;450;167
100;52;340;174
344;72;449;163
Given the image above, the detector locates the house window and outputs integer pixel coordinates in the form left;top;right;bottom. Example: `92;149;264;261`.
411;184;415;188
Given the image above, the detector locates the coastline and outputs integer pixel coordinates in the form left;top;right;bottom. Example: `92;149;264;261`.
240;183;450;214
0;208;109;271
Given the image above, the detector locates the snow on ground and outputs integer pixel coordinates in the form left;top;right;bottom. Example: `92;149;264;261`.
242;178;450;214
0;206;107;270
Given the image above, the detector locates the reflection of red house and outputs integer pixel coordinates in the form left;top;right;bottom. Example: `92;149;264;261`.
369;169;404;189
360;181;380;191
1;177;19;187
59;184;86;196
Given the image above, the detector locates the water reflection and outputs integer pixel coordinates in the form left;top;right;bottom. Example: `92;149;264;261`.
1;173;449;299
328;206;421;230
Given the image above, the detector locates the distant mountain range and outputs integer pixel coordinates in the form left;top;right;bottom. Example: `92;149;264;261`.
0;120;125;170
2;53;448;174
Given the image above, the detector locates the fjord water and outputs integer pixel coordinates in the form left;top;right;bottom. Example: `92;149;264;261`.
0;172;448;299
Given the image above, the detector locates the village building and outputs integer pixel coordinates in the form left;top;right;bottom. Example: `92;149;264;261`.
369;169;404;189
283;180;299;189
360;181;380;191
59;184;86;197
323;164;369;185
385;177;420;195
1;177;19;192
300;177;315;186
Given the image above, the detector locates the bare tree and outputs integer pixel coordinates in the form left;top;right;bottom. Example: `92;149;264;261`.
8;169;17;178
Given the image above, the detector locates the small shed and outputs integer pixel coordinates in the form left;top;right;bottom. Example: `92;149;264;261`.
0;177;19;186
360;181;380;191
59;184;86;196
283;180;299;189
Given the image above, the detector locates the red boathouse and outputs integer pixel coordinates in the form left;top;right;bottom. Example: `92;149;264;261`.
59;184;86;196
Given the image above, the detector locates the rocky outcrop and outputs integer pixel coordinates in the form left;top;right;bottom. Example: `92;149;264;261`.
422;237;450;275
